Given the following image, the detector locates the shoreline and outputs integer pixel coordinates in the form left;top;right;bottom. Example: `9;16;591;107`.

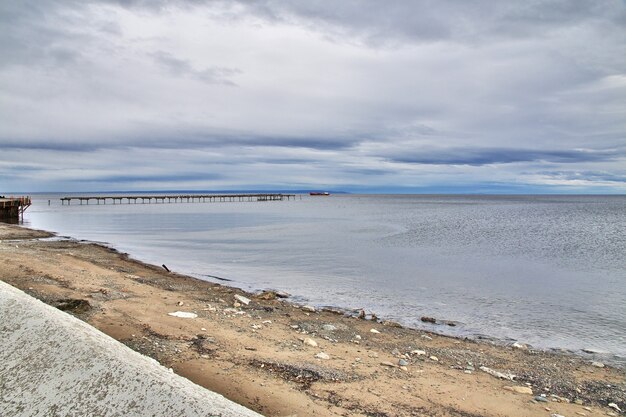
30;227;626;368
1;222;624;417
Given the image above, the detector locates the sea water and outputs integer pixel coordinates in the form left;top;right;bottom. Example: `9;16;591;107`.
24;194;626;364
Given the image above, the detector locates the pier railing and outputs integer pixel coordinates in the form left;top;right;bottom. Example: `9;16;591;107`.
60;194;296;205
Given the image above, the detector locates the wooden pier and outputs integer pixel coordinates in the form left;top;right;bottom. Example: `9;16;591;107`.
60;194;296;205
0;196;32;222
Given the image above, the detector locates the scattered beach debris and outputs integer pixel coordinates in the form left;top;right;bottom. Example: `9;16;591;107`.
504;385;533;395
381;361;396;367
429;355;439;362
255;290;284;300
480;366;515;381
370;328;380;334
191;334;215;355
421;316;436;324
382;320;403;328
234;294;251;305
590;361;605;368
512;342;528;350
411;349;426;356
534;396;549;403
315;352;330;360
608;402;622;412
52;298;91;314
303;338;318;347
398;359;409;366
255;291;276;300
250;359;345;389
161;264;170;272
320;306;343;315
301;305;316;312
167;311;197;318
321;324;336;331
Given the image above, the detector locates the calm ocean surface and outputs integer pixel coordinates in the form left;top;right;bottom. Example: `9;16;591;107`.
24;194;626;363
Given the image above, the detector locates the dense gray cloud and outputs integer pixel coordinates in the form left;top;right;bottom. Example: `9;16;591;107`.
387;147;624;166
1;0;625;192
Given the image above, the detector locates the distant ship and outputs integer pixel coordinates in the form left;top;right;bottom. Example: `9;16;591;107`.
310;192;330;196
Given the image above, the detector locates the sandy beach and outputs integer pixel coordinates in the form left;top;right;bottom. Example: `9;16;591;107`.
1;222;624;417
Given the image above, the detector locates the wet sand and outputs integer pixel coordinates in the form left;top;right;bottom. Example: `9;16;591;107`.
1;222;624;417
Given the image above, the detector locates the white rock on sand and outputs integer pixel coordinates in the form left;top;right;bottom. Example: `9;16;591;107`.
168;311;198;318
234;295;251;305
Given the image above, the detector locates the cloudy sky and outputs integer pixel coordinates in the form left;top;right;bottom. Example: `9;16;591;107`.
1;0;625;193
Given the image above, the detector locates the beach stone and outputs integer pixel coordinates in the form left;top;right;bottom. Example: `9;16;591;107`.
303;338;318;347
167;311;197;319
421;316;436;324
608;403;621;412
391;348;401;356
315;352;330;360
479;366;515;380
322;324;336;331
398;359;409;366
512;342;528;350
411;349;426;356
380;361;396;367
429;356;439;362
591;361;605;368
382;320;403;328
255;291;278;300
574;399;583;405
301;305;316;312
234;295;251;305
370;328;380;334
421;335;433;340
504;386;533;395
534;396;549;403
551;414;565;417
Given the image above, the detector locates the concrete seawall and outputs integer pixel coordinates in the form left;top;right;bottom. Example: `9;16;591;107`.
0;281;262;417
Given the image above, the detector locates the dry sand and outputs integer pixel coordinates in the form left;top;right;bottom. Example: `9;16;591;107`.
1;222;624;417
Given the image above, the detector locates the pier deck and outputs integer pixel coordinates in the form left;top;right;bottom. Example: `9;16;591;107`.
0;197;32;222
61;193;296;205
